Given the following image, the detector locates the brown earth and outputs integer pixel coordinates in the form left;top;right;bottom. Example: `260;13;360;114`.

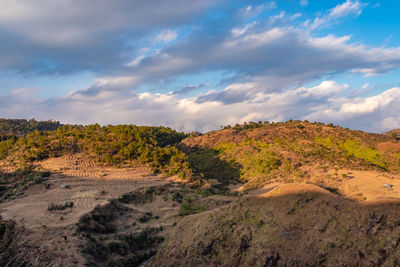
2;123;400;265
0;154;170;266
182;123;391;149
150;183;400;267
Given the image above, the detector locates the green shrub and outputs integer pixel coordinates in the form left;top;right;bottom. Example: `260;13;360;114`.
179;197;205;216
48;201;74;211
340;140;386;168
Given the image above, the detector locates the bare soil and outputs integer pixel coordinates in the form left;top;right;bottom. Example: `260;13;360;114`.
0;154;169;266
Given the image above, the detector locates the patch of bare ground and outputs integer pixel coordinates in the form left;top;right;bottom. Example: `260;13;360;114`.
75;184;237;266
150;183;400;266
0;154;171;266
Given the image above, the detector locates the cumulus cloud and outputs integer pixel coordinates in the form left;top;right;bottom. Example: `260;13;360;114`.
305;87;400;132
0;80;353;131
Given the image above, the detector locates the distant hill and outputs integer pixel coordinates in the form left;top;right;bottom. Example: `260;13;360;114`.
386;129;400;139
0;118;62;140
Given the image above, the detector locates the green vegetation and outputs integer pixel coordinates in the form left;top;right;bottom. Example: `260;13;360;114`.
48;201;74;211
119;186;169;204
0;139;14;159
178;196;205;216
0;118;61;140
1;124;193;180
182;120;400;188
216;140;283;183
187;147;240;183
340;139;386;169
0;166;52;202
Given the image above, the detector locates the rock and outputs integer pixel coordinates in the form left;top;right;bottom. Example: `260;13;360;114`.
383;184;393;189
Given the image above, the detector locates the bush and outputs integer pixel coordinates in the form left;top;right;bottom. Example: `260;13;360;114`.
48;201;74;211
179;197;205;216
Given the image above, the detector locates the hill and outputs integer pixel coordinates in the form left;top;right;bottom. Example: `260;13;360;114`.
1;119;400;266
150;184;400;266
182;120;400;192
0;118;61;140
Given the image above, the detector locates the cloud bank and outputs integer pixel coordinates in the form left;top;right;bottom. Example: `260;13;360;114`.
0;0;400;133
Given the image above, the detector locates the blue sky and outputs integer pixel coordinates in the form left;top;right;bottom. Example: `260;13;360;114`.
0;0;400;132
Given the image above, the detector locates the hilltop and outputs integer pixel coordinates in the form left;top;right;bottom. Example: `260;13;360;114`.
1;119;400;266
0;118;61;140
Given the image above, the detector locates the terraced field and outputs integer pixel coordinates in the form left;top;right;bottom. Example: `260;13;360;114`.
0;154;170;266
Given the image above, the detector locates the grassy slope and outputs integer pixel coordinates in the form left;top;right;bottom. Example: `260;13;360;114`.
182;121;400;189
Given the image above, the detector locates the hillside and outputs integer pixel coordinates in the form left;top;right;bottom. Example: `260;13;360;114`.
182;121;400;193
150;184;400;266
1;120;400;266
0;118;61;140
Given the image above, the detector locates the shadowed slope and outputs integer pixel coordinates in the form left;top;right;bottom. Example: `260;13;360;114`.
150;184;400;266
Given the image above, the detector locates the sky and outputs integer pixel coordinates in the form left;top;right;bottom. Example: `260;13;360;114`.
0;0;400;133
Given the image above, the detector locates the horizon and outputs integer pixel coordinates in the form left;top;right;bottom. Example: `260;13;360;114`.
1;117;396;135
1;0;400;133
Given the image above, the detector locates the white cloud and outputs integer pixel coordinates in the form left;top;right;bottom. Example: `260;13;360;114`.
269;11;285;23
298;81;349;98
310;0;364;30
361;83;369;89
381;117;400;130
340;88;399;114
231;22;257;37
330;0;362;18
155;30;178;43
1;79;400;133
305;87;400;132
291;13;302;20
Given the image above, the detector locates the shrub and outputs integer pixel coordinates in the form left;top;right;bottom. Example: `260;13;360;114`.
48;201;74;211
179;197;205;216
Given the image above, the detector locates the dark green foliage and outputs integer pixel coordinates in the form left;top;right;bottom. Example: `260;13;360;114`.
0;219;21;266
0;168;54;202
172;191;184;203
187;147;240;183
0;118;61;139
78;193;166;266
224;121;266;131
0;139;14;159
321;186;340;195
84;228;164;266
119;186;168;204
179;196;205;216
77;201;130;234
3;124;193;179
138;212;153;223
48;201;74;211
